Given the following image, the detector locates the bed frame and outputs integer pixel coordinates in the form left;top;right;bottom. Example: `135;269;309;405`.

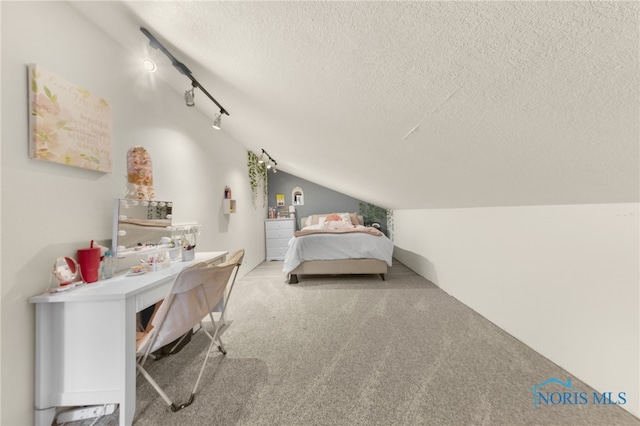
287;258;387;284
287;214;389;284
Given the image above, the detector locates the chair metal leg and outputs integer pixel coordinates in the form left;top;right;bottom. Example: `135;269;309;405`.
191;327;226;396
137;346;209;412
201;318;225;353
170;394;195;412
217;338;227;355
136;363;175;408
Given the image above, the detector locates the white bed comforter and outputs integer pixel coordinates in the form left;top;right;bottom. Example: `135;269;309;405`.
283;230;394;274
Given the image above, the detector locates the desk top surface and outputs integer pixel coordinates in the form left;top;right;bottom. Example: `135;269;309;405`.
30;251;228;304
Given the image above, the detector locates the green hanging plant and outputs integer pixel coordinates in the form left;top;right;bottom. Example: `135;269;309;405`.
358;202;387;225
359;202;394;240
386;209;394;241
247;151;268;208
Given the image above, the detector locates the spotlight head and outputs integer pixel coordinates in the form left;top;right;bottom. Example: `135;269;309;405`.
258;152;264;164
266;161;272;169
212;113;222;130
142;59;157;72
184;88;195;107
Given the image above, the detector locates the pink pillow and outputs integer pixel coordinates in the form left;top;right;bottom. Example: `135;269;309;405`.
324;213;342;222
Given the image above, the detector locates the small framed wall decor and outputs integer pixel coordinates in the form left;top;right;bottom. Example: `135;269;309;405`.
292;187;304;205
28;64;112;173
276;193;285;207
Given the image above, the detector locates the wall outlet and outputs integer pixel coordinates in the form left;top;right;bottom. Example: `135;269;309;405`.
56;404;117;424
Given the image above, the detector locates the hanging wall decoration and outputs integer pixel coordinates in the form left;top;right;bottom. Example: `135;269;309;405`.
28;64;112;173
126;146;155;200
292;187;304;206
247;150;267;208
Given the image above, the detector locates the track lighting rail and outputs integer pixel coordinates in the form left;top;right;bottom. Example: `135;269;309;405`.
258;149;278;173
140;27;229;117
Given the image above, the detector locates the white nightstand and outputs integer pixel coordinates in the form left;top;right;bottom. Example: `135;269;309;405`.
265;218;294;261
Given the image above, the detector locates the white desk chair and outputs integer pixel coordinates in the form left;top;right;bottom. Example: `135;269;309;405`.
209;249;245;325
136;249;244;412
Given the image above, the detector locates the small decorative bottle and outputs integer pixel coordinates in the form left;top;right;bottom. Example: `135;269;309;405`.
102;250;116;279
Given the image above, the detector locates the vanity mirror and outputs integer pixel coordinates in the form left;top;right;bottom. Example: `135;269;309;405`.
112;199;173;255
48;256;82;293
53;256;80;286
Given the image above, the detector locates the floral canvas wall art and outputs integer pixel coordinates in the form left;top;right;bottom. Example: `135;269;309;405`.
28;64;112;173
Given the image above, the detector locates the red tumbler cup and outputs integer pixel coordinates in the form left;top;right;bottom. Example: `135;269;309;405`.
77;246;101;283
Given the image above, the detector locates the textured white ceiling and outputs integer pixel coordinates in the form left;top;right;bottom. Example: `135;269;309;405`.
72;1;639;209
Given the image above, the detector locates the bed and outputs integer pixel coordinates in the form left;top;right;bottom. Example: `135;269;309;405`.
283;213;394;284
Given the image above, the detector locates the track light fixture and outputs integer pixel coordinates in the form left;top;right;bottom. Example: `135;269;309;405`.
142;59;157;72
184;82;195;107
259;149;277;173
212;112;222;130
140;27;230;117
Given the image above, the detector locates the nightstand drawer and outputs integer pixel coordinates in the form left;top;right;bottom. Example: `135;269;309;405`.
265;219;294;231
266;237;290;249
266;229;294;240
266;247;288;260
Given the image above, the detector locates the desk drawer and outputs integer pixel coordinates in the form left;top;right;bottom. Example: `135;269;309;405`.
136;282;171;312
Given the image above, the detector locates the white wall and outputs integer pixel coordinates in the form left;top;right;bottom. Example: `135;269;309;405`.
393;203;639;418
1;2;266;424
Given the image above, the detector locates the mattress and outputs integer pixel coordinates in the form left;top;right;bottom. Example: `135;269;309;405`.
283;231;394;274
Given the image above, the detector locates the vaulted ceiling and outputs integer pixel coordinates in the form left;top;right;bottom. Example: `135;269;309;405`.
72;1;638;210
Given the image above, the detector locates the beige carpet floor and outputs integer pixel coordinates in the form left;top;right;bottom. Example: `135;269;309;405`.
68;259;639;425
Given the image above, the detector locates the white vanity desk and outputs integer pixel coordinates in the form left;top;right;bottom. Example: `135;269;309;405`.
30;251;228;426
